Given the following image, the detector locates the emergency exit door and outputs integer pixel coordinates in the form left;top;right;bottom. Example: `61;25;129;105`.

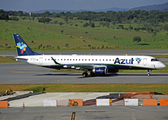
143;58;147;66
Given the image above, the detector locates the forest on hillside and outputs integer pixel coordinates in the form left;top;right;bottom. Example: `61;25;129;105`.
1;9;168;26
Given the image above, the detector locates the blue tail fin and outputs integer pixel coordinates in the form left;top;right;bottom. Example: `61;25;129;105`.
13;33;40;56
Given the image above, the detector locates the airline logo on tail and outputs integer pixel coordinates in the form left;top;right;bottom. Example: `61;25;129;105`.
16;42;27;54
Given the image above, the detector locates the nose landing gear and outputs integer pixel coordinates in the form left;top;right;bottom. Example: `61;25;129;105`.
147;70;151;76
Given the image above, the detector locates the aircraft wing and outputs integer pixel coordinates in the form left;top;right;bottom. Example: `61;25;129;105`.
51;57;114;71
62;64;94;70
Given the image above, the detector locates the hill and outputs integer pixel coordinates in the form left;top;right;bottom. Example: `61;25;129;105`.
31;7;129;13
31;2;168;13
130;2;168;11
1;17;168;50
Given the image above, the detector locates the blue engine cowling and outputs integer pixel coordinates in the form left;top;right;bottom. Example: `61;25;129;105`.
93;67;107;75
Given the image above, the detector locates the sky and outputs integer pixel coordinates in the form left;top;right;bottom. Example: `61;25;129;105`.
0;0;168;12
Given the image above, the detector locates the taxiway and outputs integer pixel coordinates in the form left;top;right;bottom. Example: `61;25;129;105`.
0;63;168;84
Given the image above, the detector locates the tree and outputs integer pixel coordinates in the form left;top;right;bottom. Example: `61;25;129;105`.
32;16;35;22
38;17;51;24
133;37;141;45
18;11;23;17
64;16;68;24
118;25;124;29
83;23;89;27
129;25;133;30
0;10;9;20
10;16;19;21
146;25;152;33
91;22;95;28
59;22;64;25
100;22;105;28
61;30;63;34
106;21;110;28
54;20;58;24
65;44;69;47
163;24;168;31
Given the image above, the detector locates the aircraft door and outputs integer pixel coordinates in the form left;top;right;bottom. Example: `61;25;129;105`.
39;57;43;65
143;58;147;66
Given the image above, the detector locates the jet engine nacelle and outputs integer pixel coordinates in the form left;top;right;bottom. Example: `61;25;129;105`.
92;67;107;75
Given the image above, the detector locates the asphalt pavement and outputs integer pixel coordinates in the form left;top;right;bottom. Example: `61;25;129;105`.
0;106;168;120
0;63;168;84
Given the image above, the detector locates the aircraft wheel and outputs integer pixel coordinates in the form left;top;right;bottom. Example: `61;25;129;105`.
82;72;88;77
148;73;151;76
90;72;95;76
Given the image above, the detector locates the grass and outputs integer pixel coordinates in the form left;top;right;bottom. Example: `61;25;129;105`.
0;20;116;50
24;86;45;93
0;84;168;94
0;56;18;63
151;55;168;58
1;18;168;50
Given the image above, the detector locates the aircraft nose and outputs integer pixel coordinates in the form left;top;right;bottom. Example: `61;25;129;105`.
160;63;166;69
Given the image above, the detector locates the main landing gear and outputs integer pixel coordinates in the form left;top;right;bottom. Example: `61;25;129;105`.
82;72;88;77
90;72;95;76
82;71;95;77
82;69;96;77
82;69;88;77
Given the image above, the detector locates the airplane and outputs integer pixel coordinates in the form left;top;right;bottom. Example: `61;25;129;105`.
13;33;166;77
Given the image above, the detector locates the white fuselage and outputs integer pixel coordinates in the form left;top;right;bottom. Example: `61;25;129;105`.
16;54;166;70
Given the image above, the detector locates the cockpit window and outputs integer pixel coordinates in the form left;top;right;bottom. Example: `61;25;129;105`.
151;59;158;61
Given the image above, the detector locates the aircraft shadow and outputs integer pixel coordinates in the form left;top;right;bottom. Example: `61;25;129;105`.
35;73;168;78
35;73;118;77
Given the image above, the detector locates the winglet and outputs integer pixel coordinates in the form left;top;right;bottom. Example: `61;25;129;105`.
13;33;40;56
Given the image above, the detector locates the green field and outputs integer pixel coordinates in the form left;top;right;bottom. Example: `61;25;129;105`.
0;56;18;63
0;17;168;50
0;20;115;50
0;84;168;94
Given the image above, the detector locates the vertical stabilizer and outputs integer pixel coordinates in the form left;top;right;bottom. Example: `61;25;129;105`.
13;33;40;56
